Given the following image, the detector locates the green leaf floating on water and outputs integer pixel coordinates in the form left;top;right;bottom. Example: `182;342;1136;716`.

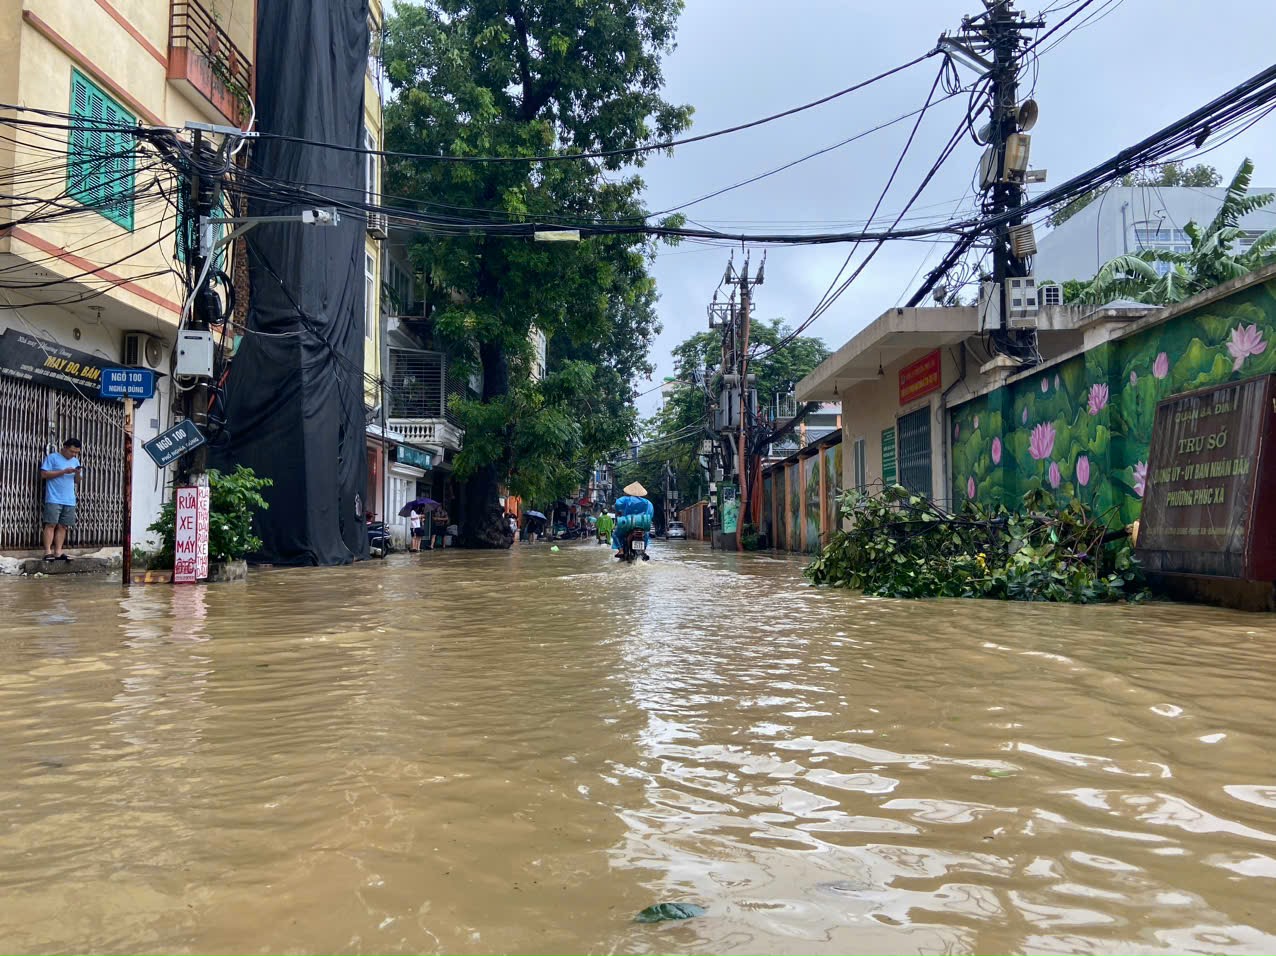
634;902;706;923
986;769;1015;778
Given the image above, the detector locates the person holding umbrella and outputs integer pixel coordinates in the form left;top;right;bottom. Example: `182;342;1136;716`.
398;497;440;553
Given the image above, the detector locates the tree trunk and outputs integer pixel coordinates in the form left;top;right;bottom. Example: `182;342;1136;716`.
458;339;515;549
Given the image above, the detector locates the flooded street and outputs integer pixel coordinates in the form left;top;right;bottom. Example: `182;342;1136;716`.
1;542;1275;954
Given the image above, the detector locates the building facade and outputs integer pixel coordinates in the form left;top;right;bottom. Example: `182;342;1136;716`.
0;0;255;550
1034;184;1276;285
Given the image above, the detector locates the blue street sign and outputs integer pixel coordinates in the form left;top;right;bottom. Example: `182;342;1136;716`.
100;366;156;401
143;419;205;469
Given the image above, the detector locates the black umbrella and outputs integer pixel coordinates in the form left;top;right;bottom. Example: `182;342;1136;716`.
399;497;441;517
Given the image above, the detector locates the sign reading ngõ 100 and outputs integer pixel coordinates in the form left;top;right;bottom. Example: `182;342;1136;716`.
899;350;941;406
1137;374;1276;580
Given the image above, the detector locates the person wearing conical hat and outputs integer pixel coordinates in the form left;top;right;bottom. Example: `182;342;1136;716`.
613;481;654;556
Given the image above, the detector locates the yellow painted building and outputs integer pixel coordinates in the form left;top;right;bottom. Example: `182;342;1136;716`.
0;0;254;549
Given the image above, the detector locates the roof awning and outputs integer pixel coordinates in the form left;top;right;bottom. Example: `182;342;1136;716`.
797;306;978;402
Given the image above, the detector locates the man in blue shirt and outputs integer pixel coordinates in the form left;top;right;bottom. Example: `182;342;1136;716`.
39;437;82;561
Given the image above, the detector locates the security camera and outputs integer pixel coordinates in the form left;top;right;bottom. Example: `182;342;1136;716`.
301;208;341;225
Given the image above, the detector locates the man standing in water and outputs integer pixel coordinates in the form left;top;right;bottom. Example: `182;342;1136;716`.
39;437;81;562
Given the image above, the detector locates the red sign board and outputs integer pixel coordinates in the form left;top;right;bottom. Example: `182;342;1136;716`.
899;350;941;406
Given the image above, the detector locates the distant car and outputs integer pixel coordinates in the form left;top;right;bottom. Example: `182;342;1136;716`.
666;521;688;540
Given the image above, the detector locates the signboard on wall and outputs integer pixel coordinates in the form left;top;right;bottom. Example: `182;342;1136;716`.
899;349;941;406
1137;374;1276;580
881;427;897;486
719;482;739;534
0;328;105;397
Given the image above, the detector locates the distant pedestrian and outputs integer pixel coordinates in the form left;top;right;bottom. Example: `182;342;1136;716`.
506;512;518;540
39;437;82;562
408;508;424;552
431;507;449;549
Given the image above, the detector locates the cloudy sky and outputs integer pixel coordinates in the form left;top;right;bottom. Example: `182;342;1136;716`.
630;0;1276;413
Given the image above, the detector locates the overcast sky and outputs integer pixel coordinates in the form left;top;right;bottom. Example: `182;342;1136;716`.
630;0;1276;414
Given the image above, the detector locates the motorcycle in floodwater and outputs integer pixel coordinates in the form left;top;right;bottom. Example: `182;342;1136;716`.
616;529;650;563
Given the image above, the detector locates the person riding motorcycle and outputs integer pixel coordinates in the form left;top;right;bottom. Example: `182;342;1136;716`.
612;482;654;558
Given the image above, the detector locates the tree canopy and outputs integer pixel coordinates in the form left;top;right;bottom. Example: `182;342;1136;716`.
381;0;692;544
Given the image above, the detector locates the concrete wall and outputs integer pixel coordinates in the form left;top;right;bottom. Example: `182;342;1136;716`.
836;348;964;510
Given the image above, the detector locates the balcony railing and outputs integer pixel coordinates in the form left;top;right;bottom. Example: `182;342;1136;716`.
390;419;464;454
168;0;254;124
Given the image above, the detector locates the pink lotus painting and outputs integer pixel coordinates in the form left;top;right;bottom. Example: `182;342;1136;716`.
991;436;1002;465
1153;351;1169;379
1133;461;1148;498
967;476;976;500
1021;406;1029;425
1227;324;1267;372
1076;454;1090;487
1029;422;1055;460
1087;382;1109;415
1048;461;1061;489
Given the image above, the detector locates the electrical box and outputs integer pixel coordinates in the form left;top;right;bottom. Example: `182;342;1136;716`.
176;330;215;377
1007;276;1040;326
978;280;1001;332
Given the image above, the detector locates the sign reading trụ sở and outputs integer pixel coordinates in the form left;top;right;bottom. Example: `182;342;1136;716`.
1136;373;1276;580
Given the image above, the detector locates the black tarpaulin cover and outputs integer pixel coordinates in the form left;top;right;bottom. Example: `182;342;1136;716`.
214;0;370;565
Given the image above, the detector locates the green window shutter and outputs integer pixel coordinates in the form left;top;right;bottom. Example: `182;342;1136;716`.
67;69;134;230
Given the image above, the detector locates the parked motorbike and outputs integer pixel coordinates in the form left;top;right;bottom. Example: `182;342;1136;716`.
366;519;393;558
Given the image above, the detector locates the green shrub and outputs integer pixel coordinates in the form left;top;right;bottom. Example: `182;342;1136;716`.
147;466;272;568
805;484;1142;603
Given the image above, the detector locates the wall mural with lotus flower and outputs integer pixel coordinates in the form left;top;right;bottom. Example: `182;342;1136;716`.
951;277;1276;527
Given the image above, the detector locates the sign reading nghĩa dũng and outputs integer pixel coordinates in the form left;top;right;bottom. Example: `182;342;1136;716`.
1137;374;1276;580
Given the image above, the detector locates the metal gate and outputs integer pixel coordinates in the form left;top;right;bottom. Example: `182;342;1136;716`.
897;405;933;499
0;376;124;550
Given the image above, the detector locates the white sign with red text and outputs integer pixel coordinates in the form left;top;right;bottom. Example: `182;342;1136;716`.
195;479;210;580
174;486;198;583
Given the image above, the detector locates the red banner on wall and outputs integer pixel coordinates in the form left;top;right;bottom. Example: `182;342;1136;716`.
899;350;941;406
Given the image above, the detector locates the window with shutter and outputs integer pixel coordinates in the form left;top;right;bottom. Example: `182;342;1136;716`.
67;70;134;230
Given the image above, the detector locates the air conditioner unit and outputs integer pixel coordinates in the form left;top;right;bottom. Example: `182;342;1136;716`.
1007;276;1040;326
1039;283;1064;307
366;213;389;239
122;331;163;370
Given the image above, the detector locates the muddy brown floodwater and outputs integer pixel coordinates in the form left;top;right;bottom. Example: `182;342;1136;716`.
1;541;1275;954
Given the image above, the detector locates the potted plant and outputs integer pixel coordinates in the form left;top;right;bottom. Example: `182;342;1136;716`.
145;465;272;582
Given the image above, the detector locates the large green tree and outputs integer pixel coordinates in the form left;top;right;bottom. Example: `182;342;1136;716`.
1069;158;1276;305
382;0;691;546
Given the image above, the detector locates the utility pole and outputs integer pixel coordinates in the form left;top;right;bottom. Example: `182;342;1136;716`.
942;1;1042;356
175;130;216;488
724;253;763;552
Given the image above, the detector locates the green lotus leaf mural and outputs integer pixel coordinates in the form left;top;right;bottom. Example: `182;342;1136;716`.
951;277;1276;527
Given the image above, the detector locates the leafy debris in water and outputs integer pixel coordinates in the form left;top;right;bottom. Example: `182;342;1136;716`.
634;902;706;923
985;769;1015;778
